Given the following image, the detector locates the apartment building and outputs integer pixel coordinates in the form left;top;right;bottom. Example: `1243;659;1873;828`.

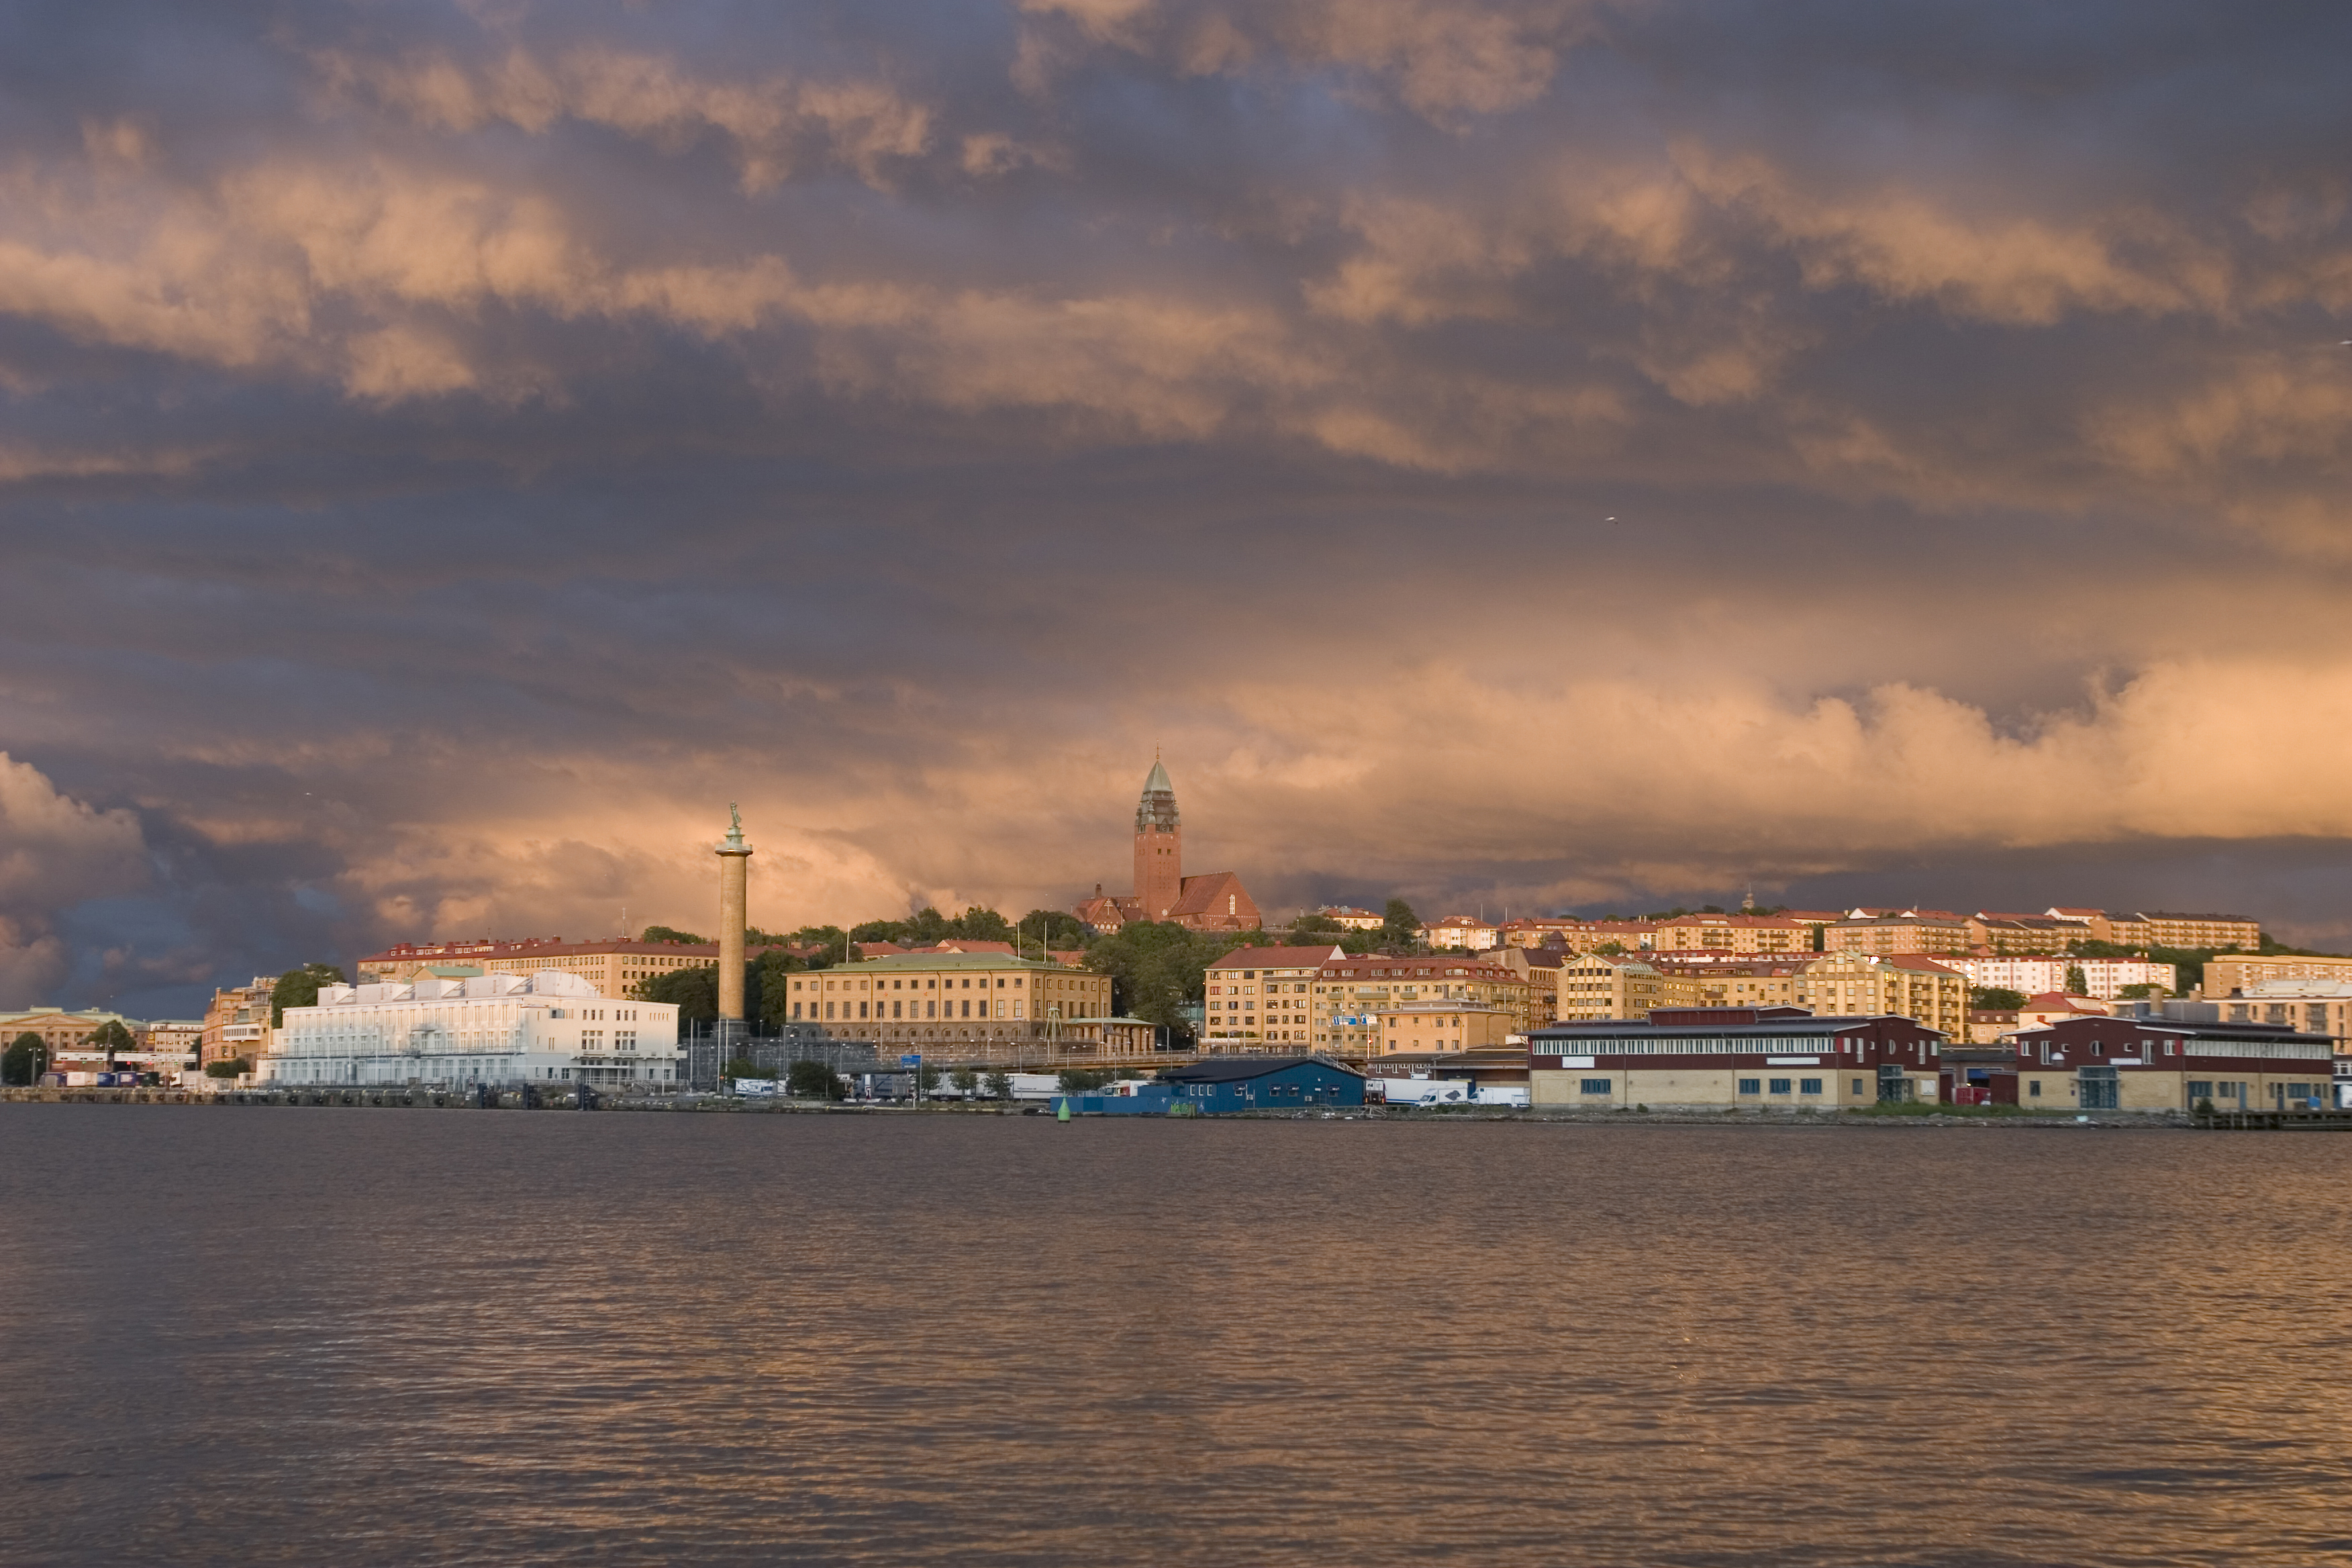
1653;914;1812;954
2205;954;2352;995
1967;914;2083;955
1796;953;1969;1037
1952;957;2178;1000
2043;909;2259;952
2139;912;2261;951
1312;953;1547;1053
1553;954;1695;1022
1204;946;1346;1050
1370;999;1518;1055
1426;916;1501;950
200;977;277;1069
1824;916;1973;956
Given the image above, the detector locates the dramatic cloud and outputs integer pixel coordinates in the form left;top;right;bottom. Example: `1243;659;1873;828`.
3;0;2351;1010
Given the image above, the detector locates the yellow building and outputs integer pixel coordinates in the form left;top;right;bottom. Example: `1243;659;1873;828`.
1797;953;1968;1036
1824;916;1973;956
1553;954;1698;1021
2202;955;2352;995
1204;945;1346;1050
1370;1000;1518;1055
1652;915;1810;954
788;951;1112;1055
1311;953;1546;1054
2139;912;2261;951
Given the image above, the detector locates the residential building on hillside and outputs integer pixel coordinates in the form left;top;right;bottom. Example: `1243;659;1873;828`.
1967;914;2083;954
1316;905;1385;931
792;952;1113;1052
1426;916;1500;950
2204;954;2352;995
1073;760;1261;934
1204;946;1346;1050
2139;912;2261;951
1653;914;1811;954
1951;957;2178;1000
262;971;679;1088
1529;1008;1947;1111
1826;916;1973;955
1313;953;1547;1053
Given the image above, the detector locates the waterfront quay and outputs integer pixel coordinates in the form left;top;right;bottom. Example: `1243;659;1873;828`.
13;1084;2352;1130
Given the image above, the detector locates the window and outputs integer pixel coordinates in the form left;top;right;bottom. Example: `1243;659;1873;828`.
2188;1080;2212;1099
1768;1078;1792;1095
1850;1078;1863;1095
1738;1078;1761;1095
2029;1081;2041;1097
1580;1079;1612;1095
1800;1078;1822;1095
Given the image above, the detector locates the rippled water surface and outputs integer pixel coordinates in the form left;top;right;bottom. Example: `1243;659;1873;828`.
3;1106;2349;1565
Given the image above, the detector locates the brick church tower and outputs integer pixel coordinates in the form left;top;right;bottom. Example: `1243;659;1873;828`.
1133;757;1183;919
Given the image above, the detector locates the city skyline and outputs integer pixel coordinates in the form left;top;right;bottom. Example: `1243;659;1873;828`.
6;3;2352;1018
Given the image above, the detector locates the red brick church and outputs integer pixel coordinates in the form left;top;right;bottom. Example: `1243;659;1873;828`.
1074;759;1262;934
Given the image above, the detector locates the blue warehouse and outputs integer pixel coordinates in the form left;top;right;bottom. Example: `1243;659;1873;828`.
1157;1055;1366;1112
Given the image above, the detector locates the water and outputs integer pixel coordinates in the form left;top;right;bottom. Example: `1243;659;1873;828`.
2;1106;2347;1565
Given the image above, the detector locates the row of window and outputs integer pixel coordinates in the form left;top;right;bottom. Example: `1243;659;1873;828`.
795;999;1048;1021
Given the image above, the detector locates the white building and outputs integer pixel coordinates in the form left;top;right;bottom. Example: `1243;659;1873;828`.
260;971;681;1089
1950;956;2176;1001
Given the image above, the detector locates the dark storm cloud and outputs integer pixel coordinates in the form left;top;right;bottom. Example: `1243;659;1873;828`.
4;0;2352;1009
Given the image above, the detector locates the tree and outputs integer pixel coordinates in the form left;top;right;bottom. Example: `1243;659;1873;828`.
204;1058;249;1079
3;1031;44;1086
271;962;347;1026
638;964;721;1022
87;1018;136;1057
724;1056;769;1081
641;924;710;945
2116;983;2163;999
1085;921;1260;1041
1059;1067;1113;1091
1382;897;1422;946
1593;941;1627;957
786;1060;843;1100
983;1070;1012;1101
1970;986;2028;1012
1287;910;1343;938
951;1066;979;1097
918;1062;942;1091
2064;965;2090;997
1017;909;1089;955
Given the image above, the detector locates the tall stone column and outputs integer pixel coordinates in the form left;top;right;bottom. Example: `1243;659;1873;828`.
716;803;754;1036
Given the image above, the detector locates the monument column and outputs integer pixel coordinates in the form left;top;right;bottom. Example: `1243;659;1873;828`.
716;805;754;1056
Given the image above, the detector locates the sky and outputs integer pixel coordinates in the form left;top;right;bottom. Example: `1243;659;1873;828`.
5;0;2352;1018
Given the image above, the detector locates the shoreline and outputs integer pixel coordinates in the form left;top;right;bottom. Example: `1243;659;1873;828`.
0;1084;2222;1130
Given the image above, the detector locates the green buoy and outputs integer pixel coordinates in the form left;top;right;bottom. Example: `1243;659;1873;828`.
1057;1096;1071;1122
